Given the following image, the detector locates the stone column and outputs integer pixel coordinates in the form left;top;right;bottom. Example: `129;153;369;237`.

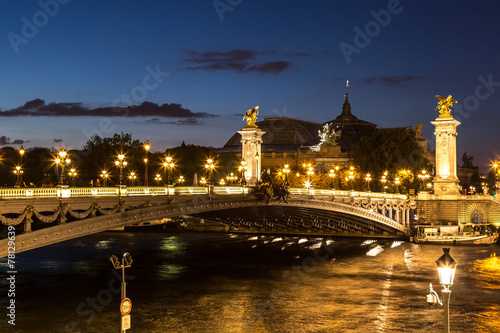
431;116;461;195
238;127;265;186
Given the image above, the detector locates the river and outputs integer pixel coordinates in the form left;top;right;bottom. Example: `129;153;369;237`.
1;232;499;332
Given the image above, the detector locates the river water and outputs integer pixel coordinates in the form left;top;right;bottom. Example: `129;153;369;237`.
1;232;499;333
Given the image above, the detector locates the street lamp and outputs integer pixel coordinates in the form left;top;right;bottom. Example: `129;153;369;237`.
115;154;128;186
255;153;260;183
13;166;23;188
365;173;372;192
418;170;430;191
426;248;458;333
163;156;174;185
144;140;150;186
395;177;401;194
219;179;226;186
200;177;207;186
381;171;388;193
329;169;336;189
109;252;133;333
57;150;71;185
205;158;215;185
154;174;162;186
19;145;25;186
348;166;355;191
283;164;290;185
178;175;185;186
100;170;109;186
128;172;137;186
68;168;77;186
238;160;247;185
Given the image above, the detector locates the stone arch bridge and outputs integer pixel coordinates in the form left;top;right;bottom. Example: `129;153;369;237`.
0;187;412;258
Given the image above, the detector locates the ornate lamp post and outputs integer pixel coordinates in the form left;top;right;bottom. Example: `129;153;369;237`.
57;150;71;185
205;158;215;185
13;166;23;188
493;162;499;195
283;164;290;185
200;177;207;186
19;145;25;186
100;170;109;186
115;154;128;186
365;173;372;192
128;172;137;186
255;153;260;183
144;140;150;186
238;160;247;185
348;166;355;191
395;177;401;194
418;170;430;191
68;168;77;186
178;175;185;186
328;169;336;189
426;248;458;333
219;179;226;186
163;156;174;185
381;171;388;193
154;174;162;186
109;253;133;333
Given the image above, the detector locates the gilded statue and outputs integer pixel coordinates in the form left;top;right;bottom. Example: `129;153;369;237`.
243;106;259;127
435;95;457;118
318;123;341;147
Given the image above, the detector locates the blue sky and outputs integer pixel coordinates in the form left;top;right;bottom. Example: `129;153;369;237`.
0;0;499;170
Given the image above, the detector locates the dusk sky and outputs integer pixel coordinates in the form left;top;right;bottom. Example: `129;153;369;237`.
1;0;499;170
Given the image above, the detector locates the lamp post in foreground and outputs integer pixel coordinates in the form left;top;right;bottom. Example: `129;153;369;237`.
109;253;133;333
426;248;458;333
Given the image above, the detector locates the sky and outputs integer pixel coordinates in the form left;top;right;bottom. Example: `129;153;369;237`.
0;0;499;171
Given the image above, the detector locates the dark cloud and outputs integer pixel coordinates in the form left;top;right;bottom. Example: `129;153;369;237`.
0;99;218;118
136;117;203;126
184;49;292;74
0;136;27;145
364;76;424;87
53;138;63;143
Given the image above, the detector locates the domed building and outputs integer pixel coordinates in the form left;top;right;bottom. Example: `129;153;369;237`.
218;93;378;173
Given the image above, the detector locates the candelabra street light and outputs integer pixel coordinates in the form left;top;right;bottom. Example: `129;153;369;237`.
426;248;458;333
381;171;388;193
418;170;430;191
154;174;162;186
395;177;401;194
56;150;71;185
128;172;137;186
68;168;77;186
109;252;133;333
365;173;372;192
283;164;290;186
14;166;23;188
200;177;207;186
205;158;215;185
100;170;109;186
19;145;25;186
329;169;336;189
144;140;150;186
238;160;247;185
178;175;185;186
255;153;260;183
163;156;174;186
115;154;128;186
348;166;355;191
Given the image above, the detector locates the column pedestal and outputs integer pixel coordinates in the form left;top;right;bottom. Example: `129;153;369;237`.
238;127;265;186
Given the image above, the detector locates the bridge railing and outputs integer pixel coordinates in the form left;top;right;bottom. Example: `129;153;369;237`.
289;188;407;200
0;186;406;199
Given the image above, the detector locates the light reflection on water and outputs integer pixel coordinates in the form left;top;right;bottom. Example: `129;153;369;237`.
1;232;498;333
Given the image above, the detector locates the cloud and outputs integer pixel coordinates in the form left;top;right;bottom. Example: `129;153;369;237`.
0;99;218;118
136;117;203;126
53;138;63;143
0;136;27;145
364;76;424;87
184;49;292;74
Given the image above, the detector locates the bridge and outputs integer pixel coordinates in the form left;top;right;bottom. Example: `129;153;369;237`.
0;186;412;257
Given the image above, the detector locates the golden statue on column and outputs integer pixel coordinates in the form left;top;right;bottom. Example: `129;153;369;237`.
435;95;457;118
243;106;259;128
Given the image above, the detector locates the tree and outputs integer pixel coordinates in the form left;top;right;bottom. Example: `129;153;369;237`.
352;128;430;181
